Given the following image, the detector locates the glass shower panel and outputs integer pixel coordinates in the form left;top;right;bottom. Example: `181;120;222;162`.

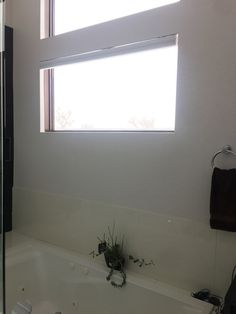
0;0;5;313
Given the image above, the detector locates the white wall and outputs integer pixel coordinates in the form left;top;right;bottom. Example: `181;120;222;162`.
10;0;236;296
5;0;12;26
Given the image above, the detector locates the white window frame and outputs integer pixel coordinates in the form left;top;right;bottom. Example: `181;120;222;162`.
41;0;54;39
40;0;179;133
40;0;180;39
40;35;178;132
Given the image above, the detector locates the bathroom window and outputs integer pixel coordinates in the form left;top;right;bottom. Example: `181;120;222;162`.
40;36;178;132
41;0;180;38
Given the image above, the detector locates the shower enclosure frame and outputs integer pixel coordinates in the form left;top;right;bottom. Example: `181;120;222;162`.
0;0;6;313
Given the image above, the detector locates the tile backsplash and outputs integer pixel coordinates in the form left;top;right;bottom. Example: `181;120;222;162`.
13;187;236;297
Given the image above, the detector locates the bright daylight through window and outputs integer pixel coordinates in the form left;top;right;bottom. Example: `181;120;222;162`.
40;37;178;132
54;0;180;35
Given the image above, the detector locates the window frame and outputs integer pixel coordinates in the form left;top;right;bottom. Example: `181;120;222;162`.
41;0;180;39
40;34;178;133
40;0;54;39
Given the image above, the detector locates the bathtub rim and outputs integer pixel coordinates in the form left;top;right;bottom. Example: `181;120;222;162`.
6;232;213;314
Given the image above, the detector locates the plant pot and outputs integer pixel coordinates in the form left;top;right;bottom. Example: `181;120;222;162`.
104;252;125;271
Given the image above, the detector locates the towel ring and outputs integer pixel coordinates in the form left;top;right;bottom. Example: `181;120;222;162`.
211;145;236;168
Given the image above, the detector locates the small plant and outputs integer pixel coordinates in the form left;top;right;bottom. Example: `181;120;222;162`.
128;255;155;267
90;224;154;288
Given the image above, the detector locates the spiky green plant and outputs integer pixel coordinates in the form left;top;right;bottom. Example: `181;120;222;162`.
90;224;154;288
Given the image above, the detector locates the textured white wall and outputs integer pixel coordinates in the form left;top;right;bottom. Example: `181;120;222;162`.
10;0;236;296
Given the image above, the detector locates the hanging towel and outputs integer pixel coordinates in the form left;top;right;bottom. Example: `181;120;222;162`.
210;167;236;232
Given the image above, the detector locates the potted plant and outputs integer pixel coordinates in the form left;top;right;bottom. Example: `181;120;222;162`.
90;225;154;288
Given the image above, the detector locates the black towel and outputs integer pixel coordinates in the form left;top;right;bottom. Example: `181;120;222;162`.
210;167;236;232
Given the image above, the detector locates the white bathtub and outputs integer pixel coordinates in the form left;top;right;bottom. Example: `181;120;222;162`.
6;234;213;314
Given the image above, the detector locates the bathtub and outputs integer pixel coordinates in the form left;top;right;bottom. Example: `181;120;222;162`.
6;233;213;314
